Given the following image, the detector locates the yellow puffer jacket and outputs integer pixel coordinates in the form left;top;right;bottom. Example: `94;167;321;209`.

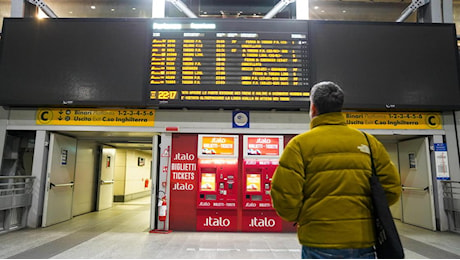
271;112;401;249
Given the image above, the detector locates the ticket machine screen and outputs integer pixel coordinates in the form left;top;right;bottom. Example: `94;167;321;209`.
200;173;216;192
246;174;261;192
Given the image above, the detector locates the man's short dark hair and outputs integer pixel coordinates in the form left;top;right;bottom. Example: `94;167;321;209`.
310;81;344;115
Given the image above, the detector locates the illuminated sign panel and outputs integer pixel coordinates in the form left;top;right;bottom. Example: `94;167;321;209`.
200;136;236;156
148;19;310;109
197;134;239;158
243;135;283;158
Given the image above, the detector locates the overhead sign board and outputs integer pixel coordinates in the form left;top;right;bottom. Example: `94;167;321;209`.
148;19;310;109
343;112;442;130
36;108;155;127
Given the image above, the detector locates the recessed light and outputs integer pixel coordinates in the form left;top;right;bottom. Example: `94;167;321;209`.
90;5;96;10
342;10;347;13
314;6;319;10
132;7;136;11
111;8;115;11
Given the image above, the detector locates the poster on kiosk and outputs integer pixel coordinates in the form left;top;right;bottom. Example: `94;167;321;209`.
242;135;284;232
196;135;239;231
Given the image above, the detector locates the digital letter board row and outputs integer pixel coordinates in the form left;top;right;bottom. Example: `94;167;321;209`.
147;20;310;109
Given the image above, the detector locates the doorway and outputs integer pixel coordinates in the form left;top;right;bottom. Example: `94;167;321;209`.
377;135;437;231
41;131;158;228
398;137;436;230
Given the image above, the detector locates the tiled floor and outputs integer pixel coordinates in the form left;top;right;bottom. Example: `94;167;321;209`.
1;196;460;259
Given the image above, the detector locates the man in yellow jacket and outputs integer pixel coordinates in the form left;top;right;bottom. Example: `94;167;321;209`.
271;81;402;259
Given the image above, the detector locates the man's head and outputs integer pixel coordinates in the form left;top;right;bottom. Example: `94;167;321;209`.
309;81;344;119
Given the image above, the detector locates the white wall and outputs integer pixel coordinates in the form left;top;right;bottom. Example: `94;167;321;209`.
114;149;126;196
72;141;98;216
114;149;152;198
125;150;152;195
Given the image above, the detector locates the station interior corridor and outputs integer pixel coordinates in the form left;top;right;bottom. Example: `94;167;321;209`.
1;196;460;259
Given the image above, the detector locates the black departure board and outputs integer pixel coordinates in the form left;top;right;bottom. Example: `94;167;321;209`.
2;18;458;110
147;19;310;109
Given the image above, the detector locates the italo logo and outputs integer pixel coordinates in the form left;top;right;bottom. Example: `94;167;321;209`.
172;183;194;191
203;216;231;227
173;153;195;161
256;138;272;144
245;202;257;207
211;137;227;143
249;217;276;228
199;202;211;207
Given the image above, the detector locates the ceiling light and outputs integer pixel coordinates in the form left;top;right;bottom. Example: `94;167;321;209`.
153;23;182;30
342;10;347;13
37;8;48;19
90;5;96;10
132;7;136;10
111;8;115;11
190;23;216;29
314;6;319;10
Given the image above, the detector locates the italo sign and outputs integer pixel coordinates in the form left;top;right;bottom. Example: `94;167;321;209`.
171;152;197;192
248;216;277;228
203;216;231;227
197;213;237;231
242;213;282;232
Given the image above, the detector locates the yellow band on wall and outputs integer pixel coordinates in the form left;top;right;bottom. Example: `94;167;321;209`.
36;108;155;127
343;112;442;130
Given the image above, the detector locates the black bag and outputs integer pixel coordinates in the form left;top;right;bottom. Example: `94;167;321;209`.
363;132;405;259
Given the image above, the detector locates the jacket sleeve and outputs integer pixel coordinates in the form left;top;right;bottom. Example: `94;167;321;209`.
371;136;402;206
270;139;305;222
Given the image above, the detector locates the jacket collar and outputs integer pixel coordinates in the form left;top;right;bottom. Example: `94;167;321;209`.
310;112;346;129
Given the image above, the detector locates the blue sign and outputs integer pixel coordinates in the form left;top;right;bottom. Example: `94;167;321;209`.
434;143;447;152
232;111;249;128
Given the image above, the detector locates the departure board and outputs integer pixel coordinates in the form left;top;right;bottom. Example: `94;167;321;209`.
147;19;310;109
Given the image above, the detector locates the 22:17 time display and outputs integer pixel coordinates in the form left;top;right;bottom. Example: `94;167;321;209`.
151;91;178;100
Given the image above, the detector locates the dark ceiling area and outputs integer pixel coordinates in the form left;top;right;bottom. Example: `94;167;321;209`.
41;0;414;22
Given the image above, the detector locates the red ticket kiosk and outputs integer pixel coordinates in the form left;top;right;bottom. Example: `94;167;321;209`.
196;135;239;231
242;135;284;232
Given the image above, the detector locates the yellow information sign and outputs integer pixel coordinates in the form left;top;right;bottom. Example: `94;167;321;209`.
343;112;442;130
36;108;155;127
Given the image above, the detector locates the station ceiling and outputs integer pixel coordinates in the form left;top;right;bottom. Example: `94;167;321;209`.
42;0;416;22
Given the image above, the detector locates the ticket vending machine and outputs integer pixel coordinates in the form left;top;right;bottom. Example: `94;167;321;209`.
242;135;284;232
196;135;239;231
